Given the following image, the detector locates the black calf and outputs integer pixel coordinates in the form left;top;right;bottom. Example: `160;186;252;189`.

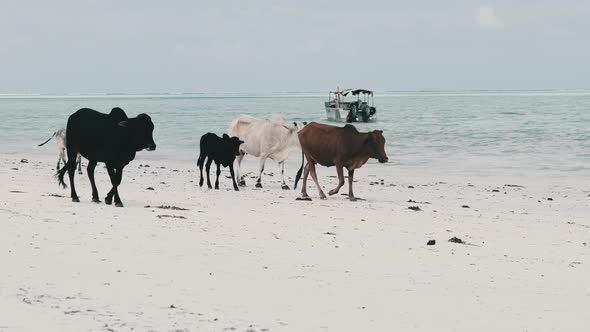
197;133;243;191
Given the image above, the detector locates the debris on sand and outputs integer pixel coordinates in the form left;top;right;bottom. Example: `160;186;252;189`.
169;304;176;309
408;185;415;189
9;190;25;193
504;184;524;188
45;193;65;198
448;237;465;244
146;187;155;191
324;232;337;236
462;205;470;208
547;197;553;201
20;158;28;163
408;199;431;204
156;215;186;220
427;240;436;245
492;189;500;192
150;205;189;211
408;206;421;211
296;197;312;201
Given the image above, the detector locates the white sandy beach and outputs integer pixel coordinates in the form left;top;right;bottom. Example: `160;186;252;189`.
1;153;589;331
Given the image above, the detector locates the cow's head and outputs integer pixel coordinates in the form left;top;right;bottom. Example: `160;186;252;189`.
119;113;156;151
365;130;388;163
223;134;244;156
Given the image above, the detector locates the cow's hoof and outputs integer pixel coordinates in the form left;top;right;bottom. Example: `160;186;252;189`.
115;202;124;207
105;197;112;205
328;189;339;196
214;186;219;190
238;180;246;187
255;183;263;188
91;197;101;203
199;180;204;187
296;197;312;201
319;193;327;200
234;187;239;191
281;185;290;190
349;197;358;202
72;197;80;203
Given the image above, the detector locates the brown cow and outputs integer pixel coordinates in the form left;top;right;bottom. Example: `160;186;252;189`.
294;122;388;201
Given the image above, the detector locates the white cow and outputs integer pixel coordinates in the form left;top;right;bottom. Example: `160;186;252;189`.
38;128;83;174
228;115;304;189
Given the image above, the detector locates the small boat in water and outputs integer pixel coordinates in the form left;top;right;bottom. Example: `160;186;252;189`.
325;88;377;123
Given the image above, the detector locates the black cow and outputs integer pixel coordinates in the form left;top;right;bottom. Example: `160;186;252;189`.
197;133;243;191
57;107;156;207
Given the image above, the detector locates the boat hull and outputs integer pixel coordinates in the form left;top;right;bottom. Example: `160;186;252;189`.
325;107;377;123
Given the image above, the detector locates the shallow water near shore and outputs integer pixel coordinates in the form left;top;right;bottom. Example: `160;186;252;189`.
1;90;589;178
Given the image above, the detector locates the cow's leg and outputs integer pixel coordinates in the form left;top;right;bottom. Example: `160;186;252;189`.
329;163;345;196
77;154;83;175
308;162;326;199
229;163;239;191
66;149;79;202
205;157;213;189
300;162;311;198
348;169;357;201
235;152;246;186
113;167;124;207
279;160;289;190
87;160;100;203
214;162;221;190
105;165;115;205
105;165;124;207
256;157;267;188
197;153;205;187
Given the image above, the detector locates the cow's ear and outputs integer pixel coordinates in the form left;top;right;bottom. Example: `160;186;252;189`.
118;121;128;128
239;140;244;144
223;133;230;139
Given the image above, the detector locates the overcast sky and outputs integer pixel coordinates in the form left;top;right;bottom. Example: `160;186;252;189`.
1;0;589;93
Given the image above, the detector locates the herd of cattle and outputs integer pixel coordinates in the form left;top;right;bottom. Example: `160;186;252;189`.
40;107;388;207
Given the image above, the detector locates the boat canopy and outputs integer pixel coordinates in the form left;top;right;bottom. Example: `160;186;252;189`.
333;88;373;96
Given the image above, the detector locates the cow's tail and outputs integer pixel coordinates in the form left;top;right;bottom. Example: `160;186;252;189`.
56;159;74;188
38;131;56;147
293;149;304;189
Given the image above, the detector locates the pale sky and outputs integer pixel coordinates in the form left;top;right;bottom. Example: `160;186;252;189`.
1;0;589;93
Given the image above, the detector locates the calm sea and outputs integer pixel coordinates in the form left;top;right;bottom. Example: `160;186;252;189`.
1;91;589;178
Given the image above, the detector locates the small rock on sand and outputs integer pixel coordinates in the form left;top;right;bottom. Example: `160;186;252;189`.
547;197;553;201
462;205;470;208
146;187;155;191
408;206;421;211
20;158;28;163
448;237;465;244
427;240;436;245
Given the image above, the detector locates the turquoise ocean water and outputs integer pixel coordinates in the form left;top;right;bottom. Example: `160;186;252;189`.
1;91;588;177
